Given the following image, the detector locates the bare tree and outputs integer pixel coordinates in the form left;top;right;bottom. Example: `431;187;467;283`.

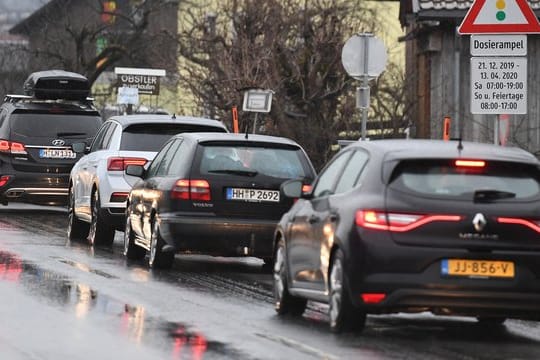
177;0;409;168
10;0;178;86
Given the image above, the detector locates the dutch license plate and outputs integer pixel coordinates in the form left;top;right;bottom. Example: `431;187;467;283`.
39;148;76;159
441;259;514;278
226;188;280;202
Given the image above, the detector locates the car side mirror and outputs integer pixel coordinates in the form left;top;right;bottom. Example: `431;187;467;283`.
281;179;303;198
71;142;87;154
126;164;145;178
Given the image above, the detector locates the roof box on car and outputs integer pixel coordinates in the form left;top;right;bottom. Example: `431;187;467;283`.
23;70;90;101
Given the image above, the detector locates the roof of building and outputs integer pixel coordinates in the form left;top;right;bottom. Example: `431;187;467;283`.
416;0;540;11
402;0;540;25
9;0;63;35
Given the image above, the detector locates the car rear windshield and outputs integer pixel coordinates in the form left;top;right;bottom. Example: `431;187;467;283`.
10;113;101;138
390;159;540;200
120;123;226;151
199;144;309;179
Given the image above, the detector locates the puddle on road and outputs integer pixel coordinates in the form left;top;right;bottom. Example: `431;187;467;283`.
56;258;118;279
0;250;247;360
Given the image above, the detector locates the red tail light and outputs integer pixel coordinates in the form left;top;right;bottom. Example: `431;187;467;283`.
171;179;211;201
455;159;485;168
0;140;27;155
0;175;10;187
361;293;386;304
497;217;540;233
110;192;129;203
107;157;147;171
355;210;462;232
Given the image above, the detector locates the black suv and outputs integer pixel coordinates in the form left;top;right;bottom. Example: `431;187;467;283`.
0;70;102;206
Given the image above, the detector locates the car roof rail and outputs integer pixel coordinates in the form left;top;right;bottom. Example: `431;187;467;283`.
3;94;95;107
4;94;33;103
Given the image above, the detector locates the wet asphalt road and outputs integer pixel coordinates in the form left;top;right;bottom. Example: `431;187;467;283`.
2;204;540;359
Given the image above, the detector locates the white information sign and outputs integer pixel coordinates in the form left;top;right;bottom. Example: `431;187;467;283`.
117;86;139;105
470;56;527;114
471;35;527;56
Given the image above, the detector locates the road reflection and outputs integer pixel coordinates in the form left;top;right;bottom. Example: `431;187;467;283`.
0;250;235;359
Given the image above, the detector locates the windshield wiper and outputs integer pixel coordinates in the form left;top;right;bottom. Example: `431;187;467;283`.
208;169;258;177
473;189;516;202
57;132;87;137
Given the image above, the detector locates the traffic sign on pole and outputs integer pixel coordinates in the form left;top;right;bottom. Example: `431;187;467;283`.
458;0;540;34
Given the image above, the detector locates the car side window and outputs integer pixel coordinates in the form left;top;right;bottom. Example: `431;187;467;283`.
101;123;118;150
155;139;182;176
334;150;369;194
89;123;111;152
312;151;352;198
146;139;178;178
0;109;7;128
166;140;190;176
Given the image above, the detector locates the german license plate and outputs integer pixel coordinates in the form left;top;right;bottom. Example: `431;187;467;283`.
226;188;280;202
39;148;76;159
441;259;514;278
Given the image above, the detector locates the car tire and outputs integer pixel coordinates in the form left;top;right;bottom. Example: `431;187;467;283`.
329;249;366;333
148;220;174;269
273;238;307;316
67;185;89;240
123;215;146;260
88;189;115;246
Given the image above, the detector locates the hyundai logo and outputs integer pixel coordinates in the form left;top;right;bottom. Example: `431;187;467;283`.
52;139;65;146
472;213;487;232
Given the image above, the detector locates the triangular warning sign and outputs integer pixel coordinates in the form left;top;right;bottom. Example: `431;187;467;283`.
458;0;540;34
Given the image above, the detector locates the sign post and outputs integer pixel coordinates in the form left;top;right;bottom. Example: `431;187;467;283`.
341;34;387;140
458;0;540;144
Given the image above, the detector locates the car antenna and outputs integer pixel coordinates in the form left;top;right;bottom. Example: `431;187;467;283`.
171;113;176;120
454;123;463;151
457;137;463;151
244;124;249;140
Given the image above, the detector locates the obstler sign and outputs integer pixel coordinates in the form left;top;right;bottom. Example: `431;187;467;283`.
114;67;166;96
117;74;160;95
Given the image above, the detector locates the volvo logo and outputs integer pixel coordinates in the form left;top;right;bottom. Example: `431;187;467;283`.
472;213;487;232
52;139;65;146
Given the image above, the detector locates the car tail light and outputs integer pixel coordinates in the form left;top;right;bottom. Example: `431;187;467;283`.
110;192;129;203
355;210;462;232
361;293;386;304
455;159;485;168
497;217;540;233
171;179;211;201
0;140;27;155
107;157;147;171
0;175;10;187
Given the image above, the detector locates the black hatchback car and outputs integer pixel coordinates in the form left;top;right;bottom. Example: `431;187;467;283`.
123;132;316;269
273;139;540;333
0;71;102;206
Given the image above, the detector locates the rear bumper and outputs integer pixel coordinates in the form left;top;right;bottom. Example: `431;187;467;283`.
346;239;540;319
159;213;277;258
0;171;69;206
352;286;540;320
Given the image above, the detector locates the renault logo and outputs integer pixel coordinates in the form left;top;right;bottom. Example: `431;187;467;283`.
52;139;65;146
472;213;487;232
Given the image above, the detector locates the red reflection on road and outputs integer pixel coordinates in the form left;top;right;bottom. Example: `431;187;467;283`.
0;251;22;282
171;325;208;360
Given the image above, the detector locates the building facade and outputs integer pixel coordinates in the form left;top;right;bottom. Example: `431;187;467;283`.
400;0;540;155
